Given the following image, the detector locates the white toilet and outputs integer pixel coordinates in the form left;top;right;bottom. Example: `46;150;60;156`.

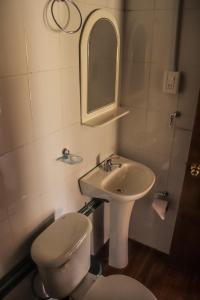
31;213;157;300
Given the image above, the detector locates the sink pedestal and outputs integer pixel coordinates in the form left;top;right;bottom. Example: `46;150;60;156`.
79;155;156;269
109;201;135;269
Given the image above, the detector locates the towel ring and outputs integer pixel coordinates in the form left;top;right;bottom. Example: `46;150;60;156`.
51;0;82;34
43;0;70;32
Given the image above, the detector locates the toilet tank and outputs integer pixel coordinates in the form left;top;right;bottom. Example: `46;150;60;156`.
31;213;92;299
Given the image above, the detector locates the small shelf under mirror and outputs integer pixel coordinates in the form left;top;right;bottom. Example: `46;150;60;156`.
82;107;129;127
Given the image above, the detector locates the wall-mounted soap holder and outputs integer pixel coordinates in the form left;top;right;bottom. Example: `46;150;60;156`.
56;148;83;165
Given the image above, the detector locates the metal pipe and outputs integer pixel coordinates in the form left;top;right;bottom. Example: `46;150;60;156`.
173;0;184;71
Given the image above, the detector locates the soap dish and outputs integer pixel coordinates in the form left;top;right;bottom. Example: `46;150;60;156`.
57;148;83;165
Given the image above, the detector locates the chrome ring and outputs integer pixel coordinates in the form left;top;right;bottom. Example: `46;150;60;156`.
44;0;70;32
51;0;82;34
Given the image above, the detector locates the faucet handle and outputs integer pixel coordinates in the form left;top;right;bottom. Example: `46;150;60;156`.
105;158;112;164
104;158;112;167
102;158;112;172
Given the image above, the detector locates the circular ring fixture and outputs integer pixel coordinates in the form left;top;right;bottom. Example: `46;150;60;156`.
43;0;70;32
51;0;82;34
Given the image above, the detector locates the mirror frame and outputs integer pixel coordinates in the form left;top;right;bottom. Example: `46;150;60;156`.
80;9;120;125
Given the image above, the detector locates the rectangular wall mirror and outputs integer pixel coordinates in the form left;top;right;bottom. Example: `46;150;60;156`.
80;9;129;127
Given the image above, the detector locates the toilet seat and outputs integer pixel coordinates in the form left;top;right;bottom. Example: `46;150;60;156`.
82;275;157;300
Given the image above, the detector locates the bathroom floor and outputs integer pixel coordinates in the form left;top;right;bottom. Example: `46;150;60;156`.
96;240;200;300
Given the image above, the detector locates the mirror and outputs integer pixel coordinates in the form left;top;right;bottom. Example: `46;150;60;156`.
88;19;117;113
80;10;125;126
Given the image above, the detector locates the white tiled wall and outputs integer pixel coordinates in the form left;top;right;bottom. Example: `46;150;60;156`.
0;0;123;287
119;0;200;253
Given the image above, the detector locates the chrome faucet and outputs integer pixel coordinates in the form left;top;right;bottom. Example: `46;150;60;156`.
102;158;122;172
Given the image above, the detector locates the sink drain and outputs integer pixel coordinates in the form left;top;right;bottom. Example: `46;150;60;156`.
116;188;123;193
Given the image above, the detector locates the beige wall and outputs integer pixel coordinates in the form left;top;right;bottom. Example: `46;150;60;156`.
119;0;200;253
0;0;124;283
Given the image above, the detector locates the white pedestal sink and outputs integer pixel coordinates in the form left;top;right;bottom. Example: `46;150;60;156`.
109;201;134;268
79;155;155;268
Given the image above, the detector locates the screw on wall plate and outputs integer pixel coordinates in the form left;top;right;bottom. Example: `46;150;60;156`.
62;148;70;158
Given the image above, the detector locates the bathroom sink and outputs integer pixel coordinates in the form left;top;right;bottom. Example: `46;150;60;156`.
79;155;155;203
79;155;155;269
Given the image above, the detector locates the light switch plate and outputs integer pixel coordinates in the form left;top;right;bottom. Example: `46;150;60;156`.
163;71;180;94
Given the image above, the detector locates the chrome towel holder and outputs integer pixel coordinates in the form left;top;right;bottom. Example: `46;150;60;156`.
49;0;82;34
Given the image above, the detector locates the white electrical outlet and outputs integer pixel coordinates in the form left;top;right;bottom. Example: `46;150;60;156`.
163;71;180;94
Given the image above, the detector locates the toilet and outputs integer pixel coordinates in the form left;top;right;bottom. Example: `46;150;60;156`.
31;213;157;300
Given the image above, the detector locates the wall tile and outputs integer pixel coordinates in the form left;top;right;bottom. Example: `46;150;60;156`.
121;62;151;108
151;10;177;66
29;70;62;139
142;151;170;190
34;130;63;199
184;0;200;9
60;67;80;127
59;33;80;69
0;196;7;223
176;67;200;130
23;0;61;72
154;0;179;10
119;108;147;154
170;128;192;165
0;219;16;277
12;145;40;199
77;0;107;6
125;0;155;11
101;122;118;156
106;0;124;10
129;193;174;254
0;88;10;155
0;76;33;156
167;129;192;213
0;0;27;77
0;153;20;214
146;110;174;157
124;11;154;62
179;9;200;68
8;194;50;268
0;144;41;220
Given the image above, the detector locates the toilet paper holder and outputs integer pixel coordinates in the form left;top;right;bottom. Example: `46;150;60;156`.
155;191;169;209
156;191;169;199
152;191;169;220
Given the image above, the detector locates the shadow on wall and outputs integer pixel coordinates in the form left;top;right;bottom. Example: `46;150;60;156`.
0;155;56;275
91;204;105;254
123;25;146;99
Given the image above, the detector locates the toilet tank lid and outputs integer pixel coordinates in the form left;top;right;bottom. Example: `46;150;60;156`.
31;213;92;268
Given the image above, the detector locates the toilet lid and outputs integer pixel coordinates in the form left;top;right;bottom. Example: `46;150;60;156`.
82;275;157;300
31;213;92;268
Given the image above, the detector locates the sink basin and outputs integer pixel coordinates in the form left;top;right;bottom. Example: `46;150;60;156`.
79;155;155;269
102;163;155;202
79;155;155;203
